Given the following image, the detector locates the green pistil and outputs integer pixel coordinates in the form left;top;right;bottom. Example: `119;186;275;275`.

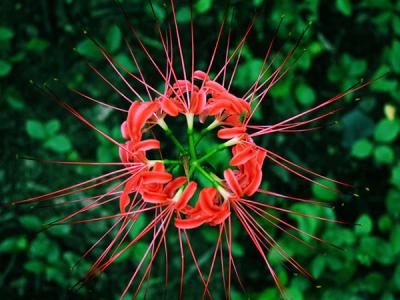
156;116;239;192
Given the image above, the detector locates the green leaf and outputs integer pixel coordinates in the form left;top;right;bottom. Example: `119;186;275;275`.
295;83;316;106
257;288;278;300
46;119;61;136
375;240;394;265
106;25;122;53
363;273;384;293
176;6;191;23
76;39;102;60
19;215;43;231
97;144;114;162
5;87;24;110
390;40;400;72
391;164;400;188
0;26;14;41
370;78;398;93
195;0;213;14
336;0;352;16
373;119;400;143
393;15;400;35
373;145;394;164
390;225;400;255
24;260;45;274
26;120;46;140
312;179;338;201
355;214;373;235
250;99;263;121
386;189;400;214
0;236;28;253
44;135;72;153
351;138;373;159
381;293;395;300
378;215;392;232
234;58;264;88
311;256;326;279
27;38;49;52
232;242;244;257
128;214;147;240
48;224;71;237
0;59;12;77
393;264;400;289
115;53;136;72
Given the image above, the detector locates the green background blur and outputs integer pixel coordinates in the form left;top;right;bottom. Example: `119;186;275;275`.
1;0;400;299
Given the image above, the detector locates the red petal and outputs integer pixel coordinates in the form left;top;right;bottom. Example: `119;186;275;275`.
141;171;172;184
230;146;255;166
174;215;209;229
164;176;187;197
119;193;130;214
206;99;232;115
193;70;209;81
161;98;180;116
121;121;130;139
133;139;160;152
142;191;168;204
152;161;166;172
197;187;219;215
120;177;139;213
209;208;230;226
224;169;243;196
243;167;262;196
175;181;197;210
190;91;206;114
128;101;159;140
205;80;225;93
217;127;246;139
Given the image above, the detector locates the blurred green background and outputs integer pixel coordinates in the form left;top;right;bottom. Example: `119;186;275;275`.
1;0;400;299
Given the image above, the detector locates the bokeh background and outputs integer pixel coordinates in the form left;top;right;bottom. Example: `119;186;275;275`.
1;0;400;299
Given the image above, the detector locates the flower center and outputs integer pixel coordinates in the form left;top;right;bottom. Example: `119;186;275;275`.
118;70;266;229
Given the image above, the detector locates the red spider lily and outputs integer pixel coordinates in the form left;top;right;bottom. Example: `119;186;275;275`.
11;1;378;299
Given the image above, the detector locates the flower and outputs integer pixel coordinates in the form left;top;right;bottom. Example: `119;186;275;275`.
12;1;375;299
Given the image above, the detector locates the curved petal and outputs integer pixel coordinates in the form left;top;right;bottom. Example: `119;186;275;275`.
164;176;187;198
133;139;160;152
175;181;198;210
174;215;210;229
142;190;168;204
208;208;230;226
141;171;172;184
193;70;209;81
197;187;219;215
217;127;246;139
230;146;255;166
224;169;243;196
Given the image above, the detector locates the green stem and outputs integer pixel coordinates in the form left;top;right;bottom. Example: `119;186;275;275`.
153;159;180;165
194;164;221;188
186;114;197;161
195;119;221;146
188;127;197;160
158;119;187;153
195;142;228;165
